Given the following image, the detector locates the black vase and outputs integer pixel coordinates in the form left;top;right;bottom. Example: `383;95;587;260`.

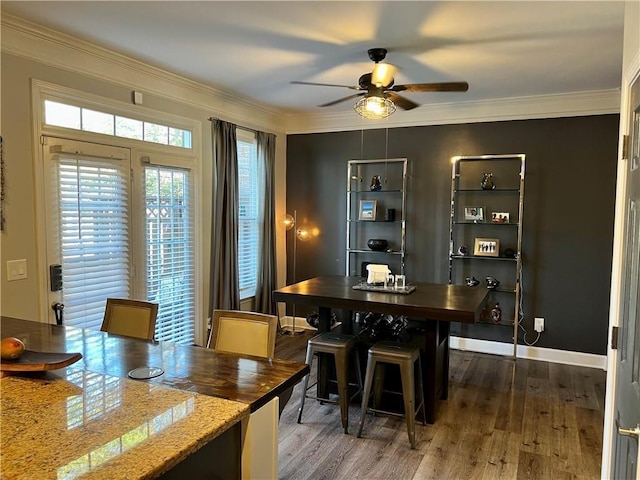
367;239;388;251
370;175;382;191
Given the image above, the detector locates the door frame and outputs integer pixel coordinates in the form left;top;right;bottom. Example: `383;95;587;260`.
30;81;205;345
601;54;640;477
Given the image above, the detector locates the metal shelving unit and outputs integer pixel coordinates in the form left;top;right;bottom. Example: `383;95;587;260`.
346;158;408;277
449;154;525;358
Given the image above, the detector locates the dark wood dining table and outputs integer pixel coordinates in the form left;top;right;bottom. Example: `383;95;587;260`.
273;275;489;423
0;316;309;413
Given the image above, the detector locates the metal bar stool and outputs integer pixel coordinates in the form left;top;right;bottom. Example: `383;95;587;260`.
297;332;363;434
356;341;426;449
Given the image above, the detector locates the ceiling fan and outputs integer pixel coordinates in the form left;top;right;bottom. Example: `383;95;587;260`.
291;48;469;116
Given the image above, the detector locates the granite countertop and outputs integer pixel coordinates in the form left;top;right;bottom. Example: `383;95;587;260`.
1;368;249;479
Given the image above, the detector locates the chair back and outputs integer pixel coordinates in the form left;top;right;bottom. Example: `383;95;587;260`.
101;298;158;340
208;309;277;358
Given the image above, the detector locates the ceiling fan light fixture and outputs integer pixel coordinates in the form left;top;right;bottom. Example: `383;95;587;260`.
371;63;396;88
354;95;396;119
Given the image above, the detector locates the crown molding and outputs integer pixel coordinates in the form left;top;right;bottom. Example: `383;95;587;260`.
2;14;621;137
284;88;621;134
1;14;287;135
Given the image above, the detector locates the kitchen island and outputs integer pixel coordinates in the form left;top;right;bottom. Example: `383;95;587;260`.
1;370;247;479
0;317;309;479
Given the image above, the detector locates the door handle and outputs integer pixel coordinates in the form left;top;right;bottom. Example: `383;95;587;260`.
52;302;64;326
616;420;640;439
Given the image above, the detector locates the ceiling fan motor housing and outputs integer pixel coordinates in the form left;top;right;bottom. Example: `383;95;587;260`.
368;48;388;63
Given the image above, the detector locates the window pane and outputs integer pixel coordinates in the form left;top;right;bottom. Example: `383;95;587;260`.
169;128;192;148
237;139;261;299
44;100;192;149
45;100;81;129
115;116;143;140
146;166;194;345
82;108;115;135
144;122;169;145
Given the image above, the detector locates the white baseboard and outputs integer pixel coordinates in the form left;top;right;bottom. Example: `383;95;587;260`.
276;320;606;370
450;336;607;370
279;315;317;331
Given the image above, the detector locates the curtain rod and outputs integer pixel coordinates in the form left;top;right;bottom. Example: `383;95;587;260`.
208;117;277;138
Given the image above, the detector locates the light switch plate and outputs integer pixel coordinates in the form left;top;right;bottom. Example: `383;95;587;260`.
7;259;28;281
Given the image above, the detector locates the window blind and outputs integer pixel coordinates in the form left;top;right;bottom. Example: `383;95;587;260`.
237;138;262;300
145;166;195;345
56;157;130;330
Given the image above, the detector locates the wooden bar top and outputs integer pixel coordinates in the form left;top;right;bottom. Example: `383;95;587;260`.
273;275;489;323
0;317;309;413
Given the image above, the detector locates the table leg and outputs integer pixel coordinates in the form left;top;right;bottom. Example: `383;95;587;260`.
317;307;331;399
418;319;450;424
318;307;332;333
441;321;450;400
421;320;438;424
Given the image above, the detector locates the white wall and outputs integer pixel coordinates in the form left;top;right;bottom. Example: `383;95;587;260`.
0;15;288;333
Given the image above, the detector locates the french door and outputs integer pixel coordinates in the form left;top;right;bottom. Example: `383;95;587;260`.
44;138;132;329
43;137;196;344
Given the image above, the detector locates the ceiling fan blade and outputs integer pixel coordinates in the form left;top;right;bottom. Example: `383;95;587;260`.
390;82;469;93
386;92;419;111
318;92;366;107
291;80;361;90
371;63;397;88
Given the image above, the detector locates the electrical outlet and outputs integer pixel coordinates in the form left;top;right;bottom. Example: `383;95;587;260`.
534;317;544;332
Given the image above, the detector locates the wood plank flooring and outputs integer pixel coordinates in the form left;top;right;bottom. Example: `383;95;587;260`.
275;331;606;480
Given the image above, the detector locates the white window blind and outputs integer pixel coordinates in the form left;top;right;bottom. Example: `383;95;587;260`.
237;135;263;300
56;156;130;330
146;166;195;344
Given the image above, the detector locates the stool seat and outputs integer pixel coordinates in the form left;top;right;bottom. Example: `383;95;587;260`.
368;341;420;363
308;332;358;350
357;341;426;449
297;332;363;434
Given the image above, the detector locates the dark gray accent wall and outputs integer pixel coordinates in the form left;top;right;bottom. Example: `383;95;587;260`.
286;115;619;355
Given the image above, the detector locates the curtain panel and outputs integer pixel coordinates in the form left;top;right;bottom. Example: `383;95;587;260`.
210;119;240;312
256;131;277;314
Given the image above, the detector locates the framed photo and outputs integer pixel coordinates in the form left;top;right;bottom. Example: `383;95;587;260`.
359;200;377;221
464;206;485;222
474;237;500;257
491;212;510;223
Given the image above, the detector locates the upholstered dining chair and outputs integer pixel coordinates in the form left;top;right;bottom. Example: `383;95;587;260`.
207;309;292;416
100;298;159;340
207;309;278;358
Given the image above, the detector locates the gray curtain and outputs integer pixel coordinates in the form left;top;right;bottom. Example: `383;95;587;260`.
210;119;240;311
255;131;277;314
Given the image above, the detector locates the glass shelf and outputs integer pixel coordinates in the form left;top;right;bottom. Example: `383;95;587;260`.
453;188;520;193
348;248;404;255
450;254;517;262
452;221;519;226
348;189;403;194
476;318;516;327
347;219;404;224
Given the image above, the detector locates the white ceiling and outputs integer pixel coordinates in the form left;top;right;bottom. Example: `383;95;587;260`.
1;1;625;116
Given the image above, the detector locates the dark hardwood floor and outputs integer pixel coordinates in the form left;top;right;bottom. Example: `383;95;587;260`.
275;330;606;480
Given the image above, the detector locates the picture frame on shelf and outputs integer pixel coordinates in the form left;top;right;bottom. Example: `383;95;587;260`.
464;206;485;222
359;199;377;221
474;237;500;257
491;212;510;223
